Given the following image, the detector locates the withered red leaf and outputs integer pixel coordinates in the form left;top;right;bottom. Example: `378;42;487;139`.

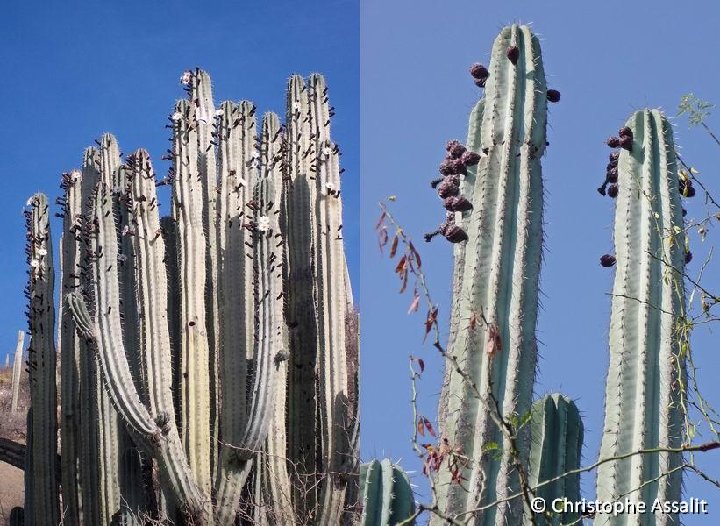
409;242;422;268
423;306;439;342
389;235;399;258
375;210;387;230
378;227;389;252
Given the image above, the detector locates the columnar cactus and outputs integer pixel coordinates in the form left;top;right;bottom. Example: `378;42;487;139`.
527;394;584;526
13;68;357;526
360;459;416;526
595;110;687;525
434;24;548;525
25;194;60;526
10;330;25;413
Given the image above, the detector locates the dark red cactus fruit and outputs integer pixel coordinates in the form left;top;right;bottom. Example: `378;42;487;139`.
609;151;620;163
424;229;441;243
619;135;633;151
444;195;474;212
460;151;482;167
437;179;460;198
546;89;561;103
607;161;618;171
682;208;687;217
597;185;608;196
686;186;696;197
446;140;467;159
474;77;487;89
685;251;693;264
469;63;489;80
430;176;445;189
607;167;618;183
439;159;467;176
443;224;468;243
607;184;619;198
607;137;621;148
600;254;617;267
507;45;519;65
618;126;633;139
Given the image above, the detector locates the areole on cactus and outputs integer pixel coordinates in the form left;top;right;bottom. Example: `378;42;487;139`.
16;68;358;526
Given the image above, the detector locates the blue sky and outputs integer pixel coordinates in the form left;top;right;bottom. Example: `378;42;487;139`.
0;1;358;360
361;0;720;522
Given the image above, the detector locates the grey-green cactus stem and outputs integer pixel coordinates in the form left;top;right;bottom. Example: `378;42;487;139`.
434;25;547;526
172;96;213;494
25;193;60;526
283;73;356;524
59;169;84;524
595;110;687;526
10;330;25;413
527;394;583;526
359;459;416;526
68;162;211;521
215;111;285;524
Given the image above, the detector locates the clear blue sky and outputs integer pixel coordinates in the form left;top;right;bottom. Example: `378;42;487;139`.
361;1;720;522
0;1;358;361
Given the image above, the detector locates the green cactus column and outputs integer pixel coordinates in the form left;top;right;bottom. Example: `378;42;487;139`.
434;24;548;525
360;459;416;526
25;193;60;526
527;394;583;526
595;110;687;526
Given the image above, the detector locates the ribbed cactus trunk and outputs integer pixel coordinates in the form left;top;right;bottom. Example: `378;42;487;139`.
527;394;583;526
10;330;25;413
434;25;547;525
595;110;687;526
280;73;358;525
359;459;416;526
25;194;60;526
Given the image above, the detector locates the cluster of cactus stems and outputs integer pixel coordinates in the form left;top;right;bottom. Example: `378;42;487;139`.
427;25;689;526
13;68;358;525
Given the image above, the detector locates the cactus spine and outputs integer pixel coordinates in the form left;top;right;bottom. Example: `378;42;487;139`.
434;25;547;525
360;459;416;525
10;330;25;413
527;394;583;526
25;194;60;526
595;110;687;525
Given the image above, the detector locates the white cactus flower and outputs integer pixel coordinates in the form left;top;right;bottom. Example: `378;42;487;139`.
257;216;270;232
215;109;224;117
171;111;182;121
180;71;192;85
38;248;47;256
30;259;40;268
322;146;332;159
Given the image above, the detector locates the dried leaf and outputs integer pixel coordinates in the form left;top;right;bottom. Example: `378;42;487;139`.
378;227;388;252
487;323;503;356
389;235;399;258
395;254;407;274
417;417;426;437
408;293;420;314
399;268;409;293
375;210;387;230
409;242;422;268
424;418;437;437
410;355;425;374
423;306;439;342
